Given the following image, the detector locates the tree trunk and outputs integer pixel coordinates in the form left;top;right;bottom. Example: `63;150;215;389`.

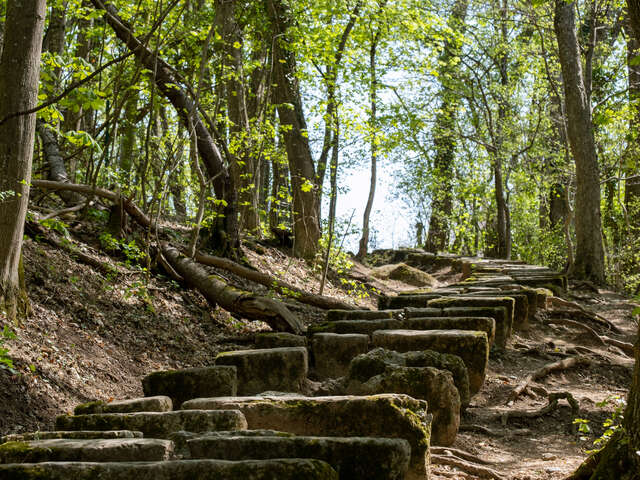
265;0;321;260
0;0;46;322
554;0;605;283
425;0;469;253
626;17;640;229
90;0;240;257
356;19;382;260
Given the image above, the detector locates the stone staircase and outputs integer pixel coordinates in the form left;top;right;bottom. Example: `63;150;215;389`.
0;252;565;479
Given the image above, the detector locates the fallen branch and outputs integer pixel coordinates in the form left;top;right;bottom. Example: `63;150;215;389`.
508;356;590;405
501;391;580;425
430;447;493;465
39;202;90;221
431;454;506;480
163;246;303;334
193;251;355;311
32;180;304;333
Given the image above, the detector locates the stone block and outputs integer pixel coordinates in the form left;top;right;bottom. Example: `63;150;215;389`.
326;309;397;321
254;332;306;349
1;431;142;443
215;347;308;395
372;329;489;395
0;438;173;464
187;433;410;480
0;459;338;480
55;410;247;439
311;333;368;378
142;366;237;408
74;397;172;415
182;394;431;480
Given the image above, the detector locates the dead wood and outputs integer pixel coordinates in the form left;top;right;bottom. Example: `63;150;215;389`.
39;202;89;221
193;251;355;311
501;391;580;425
430;447;493;465
431;454;506;480
508;355;590;405
163;246;304;334
32;180;304;333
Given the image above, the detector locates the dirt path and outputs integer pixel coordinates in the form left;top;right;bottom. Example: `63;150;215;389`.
430;287;636;479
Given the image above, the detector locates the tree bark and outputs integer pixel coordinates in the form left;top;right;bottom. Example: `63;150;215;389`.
554;0;605;283
626;16;640;229
90;0;240;257
425;0;469;253
265;0;321;260
0;0;46;322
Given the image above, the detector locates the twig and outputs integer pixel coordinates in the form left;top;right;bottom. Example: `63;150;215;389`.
508;356;590;405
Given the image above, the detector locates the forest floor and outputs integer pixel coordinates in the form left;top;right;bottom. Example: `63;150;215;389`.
0;219;638;480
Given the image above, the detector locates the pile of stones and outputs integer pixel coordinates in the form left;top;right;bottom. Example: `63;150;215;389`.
0;252;565;479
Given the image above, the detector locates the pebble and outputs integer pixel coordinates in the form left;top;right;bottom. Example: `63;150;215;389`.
541;453;557;461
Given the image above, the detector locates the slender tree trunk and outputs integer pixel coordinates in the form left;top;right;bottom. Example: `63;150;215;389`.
0;0;46;322
91;0;239;256
425;0;469;253
266;0;320;259
626;18;640;229
356;19;383;260
554;0;605;283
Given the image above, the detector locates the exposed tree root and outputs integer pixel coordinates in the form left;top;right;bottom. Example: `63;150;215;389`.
432;453;506;480
548;297;622;333
545;317;607;345
508;355;590;404
458;424;501;436
430;447;493;465
501;391;580;425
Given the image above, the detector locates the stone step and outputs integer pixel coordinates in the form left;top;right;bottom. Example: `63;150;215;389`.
310;316;494;343
0;438;173;464
372;329;489;395
74;396;172;415
399;290;529;330
55;410;247;439
215;347;308;395
187;432;410;480
404;306;509;349
182;393;431;480
0;459;338;480
142;366;237;409
326;309;399;321
1;431;142;443
426;297;515;337
311;333;369;378
348;347;471;408
345;365;459;447
254;332;307;349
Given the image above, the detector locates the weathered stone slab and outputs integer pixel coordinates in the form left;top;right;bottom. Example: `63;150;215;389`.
372;329;489;395
309;316;495;347
326;309;397;321
55;410;247;438
0;438;173;464
187;433;410;480
142;366;237;408
215;347;307;395
254;332;307;349
404;306;508;349
1;431;142;443
428;297;514;340
347;365;460;446
182;394;431;480
348;347;471;408
312;333;369;378
0;459;338;480
74;396;172;415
